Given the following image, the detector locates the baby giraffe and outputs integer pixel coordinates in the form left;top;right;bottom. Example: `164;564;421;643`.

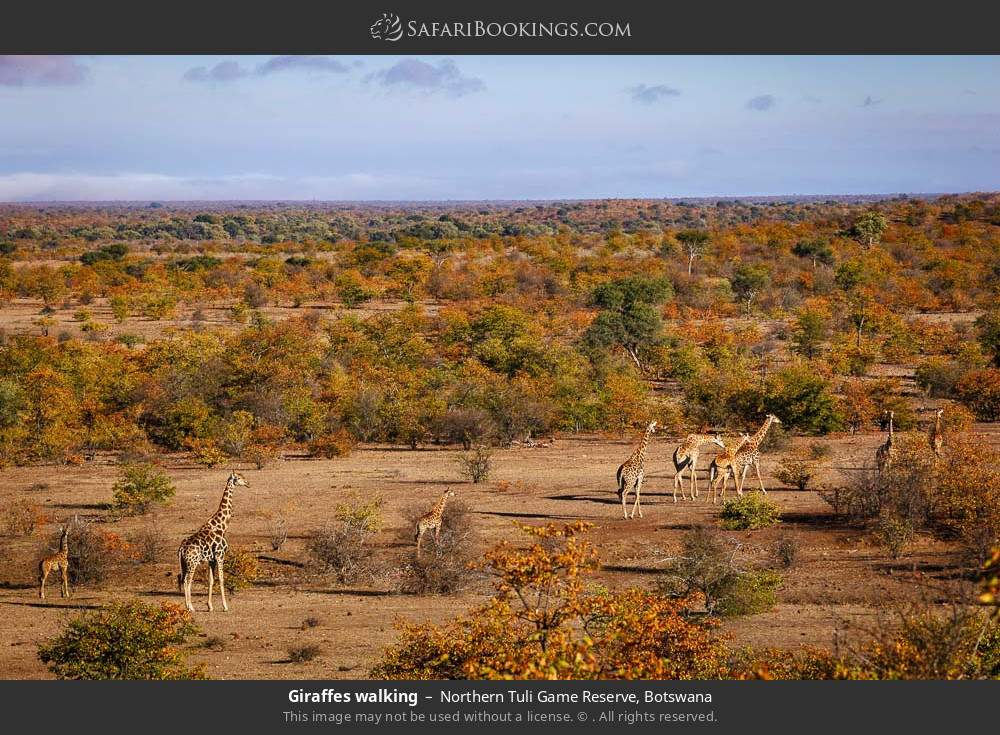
415;488;455;554
39;525;70;599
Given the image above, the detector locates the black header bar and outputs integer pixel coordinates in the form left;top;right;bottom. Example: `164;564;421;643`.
2;0;1000;54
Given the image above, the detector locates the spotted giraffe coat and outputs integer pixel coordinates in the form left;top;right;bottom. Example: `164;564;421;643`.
177;471;248;612
416;489;455;551
616;421;657;519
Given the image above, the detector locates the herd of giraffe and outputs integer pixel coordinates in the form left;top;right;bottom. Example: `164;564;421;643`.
616;414;782;519
35;409;949;610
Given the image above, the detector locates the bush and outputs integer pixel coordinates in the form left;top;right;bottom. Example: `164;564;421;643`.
51;521;134;587
373;523;730;680
763;365;844;435
397;499;478;594
306;496;383;584
111;462;175;515
659;525;740;613
875;514;916;559
956;368;1000;420
287;644;322;663
308;429;355;459
38;600;205;680
774;456;816;491
844;606;1000;680
772;535;799;568
458;444;493;483
184;437;226;468
2;499;45;536
720;494;781;530
222;547;260;593
915;357;967;398
715;569;781;617
129;524;164;564
436;407;496;449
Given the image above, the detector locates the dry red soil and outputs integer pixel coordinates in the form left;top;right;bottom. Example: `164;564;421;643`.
3;428;997;680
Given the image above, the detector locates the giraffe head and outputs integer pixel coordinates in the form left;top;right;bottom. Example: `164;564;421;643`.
710;434;726;449
766;414;782;425
936;409;944;418
443;488;456;499
647;420;658;433
228;470;250;488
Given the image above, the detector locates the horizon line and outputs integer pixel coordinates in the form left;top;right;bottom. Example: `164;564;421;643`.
1;191;993;206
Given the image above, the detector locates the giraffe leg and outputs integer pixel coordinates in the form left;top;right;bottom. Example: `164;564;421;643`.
620;484;630;519
183;561;197;613
755;461;766;494
632;476;643;519
39;567;48;599
736;465;749;496
689;452;699;500
416;529;424;554
61;565;69;598
206;563;214;612
216;558;228;613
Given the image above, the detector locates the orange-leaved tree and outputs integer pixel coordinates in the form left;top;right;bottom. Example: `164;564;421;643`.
372;522;729;680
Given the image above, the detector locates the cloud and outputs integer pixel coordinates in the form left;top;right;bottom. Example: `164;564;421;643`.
861;95;882;107
256;55;354;76
366;59;485;97
746;94;776;111
627;83;680;104
184;56;358;83
183;61;250;84
0;56;88;87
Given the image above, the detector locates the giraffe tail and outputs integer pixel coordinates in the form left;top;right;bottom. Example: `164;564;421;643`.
615;464;624;494
176;550;187;593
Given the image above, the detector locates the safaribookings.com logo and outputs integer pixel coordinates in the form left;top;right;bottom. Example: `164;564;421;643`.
369;13;631;42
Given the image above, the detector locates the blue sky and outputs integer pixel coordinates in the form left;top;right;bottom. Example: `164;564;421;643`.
0;55;998;200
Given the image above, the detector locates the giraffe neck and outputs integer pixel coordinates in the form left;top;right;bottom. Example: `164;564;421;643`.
888;414;894;439
635;426;654;461
210;479;235;532
433;493;450;517
744;417;774;453
934;413;941;434
59;532;68;554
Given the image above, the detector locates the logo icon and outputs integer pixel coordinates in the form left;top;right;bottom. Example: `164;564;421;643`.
370;13;403;42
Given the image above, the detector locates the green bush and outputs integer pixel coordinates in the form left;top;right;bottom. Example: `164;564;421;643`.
716;569;782;617
111;462;175;515
720;493;781;530
38;600;205;680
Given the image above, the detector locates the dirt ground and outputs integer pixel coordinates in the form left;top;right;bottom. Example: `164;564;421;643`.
3;428;995;680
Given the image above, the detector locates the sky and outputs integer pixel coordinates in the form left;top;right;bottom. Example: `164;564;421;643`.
0;55;998;201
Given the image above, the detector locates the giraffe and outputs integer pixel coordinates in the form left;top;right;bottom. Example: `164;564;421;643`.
38;525;70;599
875;410;897;475
672;432;726;502
177;470;249;613
929;408;944;459
708;433;751;504
729;414;782;497
616;420;657;519
415;488;455;553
